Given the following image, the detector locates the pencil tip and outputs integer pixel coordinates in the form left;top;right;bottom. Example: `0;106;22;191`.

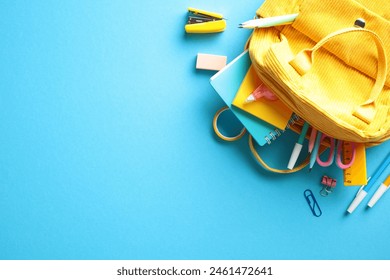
309;168;312;173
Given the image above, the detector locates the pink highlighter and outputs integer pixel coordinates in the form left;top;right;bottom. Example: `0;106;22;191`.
245;83;278;103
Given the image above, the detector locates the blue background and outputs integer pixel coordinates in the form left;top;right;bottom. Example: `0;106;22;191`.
1;0;390;260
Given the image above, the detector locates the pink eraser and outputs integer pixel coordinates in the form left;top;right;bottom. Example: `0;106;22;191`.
196;53;227;71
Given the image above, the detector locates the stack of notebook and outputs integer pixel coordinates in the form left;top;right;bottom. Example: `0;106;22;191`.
210;50;297;146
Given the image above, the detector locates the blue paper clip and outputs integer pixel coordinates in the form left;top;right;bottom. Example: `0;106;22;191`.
304;189;322;217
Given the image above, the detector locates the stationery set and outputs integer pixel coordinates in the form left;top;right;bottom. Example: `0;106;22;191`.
204;0;390;213
210;51;298;147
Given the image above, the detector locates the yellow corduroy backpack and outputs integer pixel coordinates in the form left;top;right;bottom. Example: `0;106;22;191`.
214;0;390;173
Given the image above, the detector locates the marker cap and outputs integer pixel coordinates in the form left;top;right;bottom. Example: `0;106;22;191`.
347;190;367;213
287;143;303;170
367;183;388;208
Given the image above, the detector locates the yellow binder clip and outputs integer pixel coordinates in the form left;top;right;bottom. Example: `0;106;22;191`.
185;7;226;33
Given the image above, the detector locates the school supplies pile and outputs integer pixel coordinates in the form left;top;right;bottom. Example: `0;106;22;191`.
210;51;299;147
211;0;390;180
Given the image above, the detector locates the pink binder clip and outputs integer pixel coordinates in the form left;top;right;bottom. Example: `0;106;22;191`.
320;175;337;196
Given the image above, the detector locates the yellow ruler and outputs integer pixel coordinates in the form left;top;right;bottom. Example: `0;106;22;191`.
343;142;367;186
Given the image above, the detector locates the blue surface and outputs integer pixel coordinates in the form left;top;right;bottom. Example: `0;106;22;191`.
1;0;390;260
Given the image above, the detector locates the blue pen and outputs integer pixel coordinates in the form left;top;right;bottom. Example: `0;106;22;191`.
347;153;390;213
309;131;322;172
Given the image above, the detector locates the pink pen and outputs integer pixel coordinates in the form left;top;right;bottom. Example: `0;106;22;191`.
245;83;278;103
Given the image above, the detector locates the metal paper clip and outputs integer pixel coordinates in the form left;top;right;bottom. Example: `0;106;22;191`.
304;189;322;217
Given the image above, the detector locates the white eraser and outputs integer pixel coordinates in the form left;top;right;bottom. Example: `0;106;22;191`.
196;53;227;71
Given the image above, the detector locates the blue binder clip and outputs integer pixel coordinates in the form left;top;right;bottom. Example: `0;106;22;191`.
304;189;322;217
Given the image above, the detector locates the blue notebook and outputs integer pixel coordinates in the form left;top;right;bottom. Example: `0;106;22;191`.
210;51;295;146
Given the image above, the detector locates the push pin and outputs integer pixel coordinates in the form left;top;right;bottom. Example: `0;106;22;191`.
320;175;337;197
354;18;365;28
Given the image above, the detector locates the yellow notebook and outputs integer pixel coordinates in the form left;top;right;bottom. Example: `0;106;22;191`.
232;65;293;130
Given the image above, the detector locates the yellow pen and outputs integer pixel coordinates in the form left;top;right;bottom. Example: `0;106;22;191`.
367;174;390;208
